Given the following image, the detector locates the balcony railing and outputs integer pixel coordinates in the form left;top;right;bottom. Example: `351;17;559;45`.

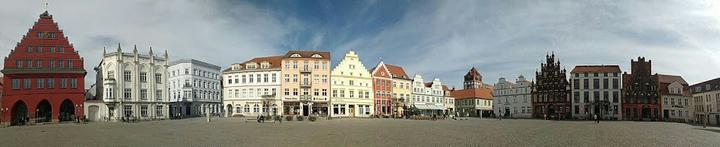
300;82;312;88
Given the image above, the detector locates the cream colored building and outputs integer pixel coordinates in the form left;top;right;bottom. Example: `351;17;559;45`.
387;64;412;117
329;51;373;117
280;51;331;117
691;78;720;125
222;56;283;117
658;74;691;122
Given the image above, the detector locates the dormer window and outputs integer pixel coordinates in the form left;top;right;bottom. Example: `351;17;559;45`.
707;84;712;90
260;62;270;69
290;54;302;58
311;54;322;58
246;63;257;69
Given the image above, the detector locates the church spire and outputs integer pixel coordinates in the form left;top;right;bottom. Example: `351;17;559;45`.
116;43;121;52
133;44;138;54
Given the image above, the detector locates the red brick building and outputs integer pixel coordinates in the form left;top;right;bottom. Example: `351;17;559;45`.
1;11;86;125
532;53;571;119
622;57;660;121
371;61;393;117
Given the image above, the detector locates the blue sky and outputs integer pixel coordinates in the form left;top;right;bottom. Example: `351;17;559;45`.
1;0;719;88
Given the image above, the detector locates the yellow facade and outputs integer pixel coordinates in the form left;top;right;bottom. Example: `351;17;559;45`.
330;51;374;117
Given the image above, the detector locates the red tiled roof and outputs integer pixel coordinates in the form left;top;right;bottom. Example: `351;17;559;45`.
570;65;621;73
465;67;482;78
657;74;687;85
224;56;283;72
283;50;331;59
385;64;409;79
450;88;494;100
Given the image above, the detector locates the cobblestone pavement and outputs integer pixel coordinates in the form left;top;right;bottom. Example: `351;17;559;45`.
1;117;719;147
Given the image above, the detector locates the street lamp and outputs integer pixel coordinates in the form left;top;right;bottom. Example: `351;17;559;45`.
35;109;39;123
1;108;7;127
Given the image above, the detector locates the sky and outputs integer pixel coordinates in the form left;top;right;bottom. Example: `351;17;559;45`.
1;0;719;88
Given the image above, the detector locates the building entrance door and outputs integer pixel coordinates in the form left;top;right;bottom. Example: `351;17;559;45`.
642;108;651;120
36;100;52;123
59;99;75;122
349;105;355;117
11;101;28;126
504;108;510;118
302;105;309;116
663;110;669;120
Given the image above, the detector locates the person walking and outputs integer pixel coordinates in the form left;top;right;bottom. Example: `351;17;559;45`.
594;114;599;124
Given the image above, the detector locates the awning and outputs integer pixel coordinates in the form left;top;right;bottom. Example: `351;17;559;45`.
414;104;445;110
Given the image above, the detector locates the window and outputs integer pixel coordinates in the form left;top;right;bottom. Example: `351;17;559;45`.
249;74;254;83
23;79;31;89
583;79;589;89
47;78;54;88
155;74;162;84
124;105;133;117
256;74;261;83
593;79;600;89
140;89;148;100
16;60;23;68
603;79;609;89
11;79;20;89
272;74;277;83
37;78;45;88
124;89;132;100
124;71;132;82
603;91;609;101
156;105;164;116
140;72;147;82
584;91;589;103
612;91;618;103
573;79;579;89
27;46;33;53
573;92;580;103
263;74;269;83
141;105;148;117
593;91;600;102
612;79;619;89
156;90;162;100
71;79;77;88
60;78;68;88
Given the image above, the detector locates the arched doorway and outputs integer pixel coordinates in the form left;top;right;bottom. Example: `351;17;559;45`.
226;104;233;117
36;100;52;123
88;105;100;122
59;99;75;122
11;101;28;126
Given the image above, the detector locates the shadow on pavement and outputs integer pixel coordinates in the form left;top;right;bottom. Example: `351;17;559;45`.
694;128;720;134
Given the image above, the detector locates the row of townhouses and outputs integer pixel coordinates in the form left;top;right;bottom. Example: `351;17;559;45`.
2;11;719;126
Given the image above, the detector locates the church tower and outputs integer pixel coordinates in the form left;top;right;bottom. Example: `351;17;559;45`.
464;67;483;89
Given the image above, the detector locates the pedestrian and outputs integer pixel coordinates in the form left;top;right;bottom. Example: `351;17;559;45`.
594;114;599;124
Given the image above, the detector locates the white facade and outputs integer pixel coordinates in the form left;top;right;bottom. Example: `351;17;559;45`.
91;45;169;121
223;57;283;117
168;59;222;118
570;70;622;120
691;80;720;125
662;81;691;122
330;51;374;117
493;76;532;118
410;75;445;115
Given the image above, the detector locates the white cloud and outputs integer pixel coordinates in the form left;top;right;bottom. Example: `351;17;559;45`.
0;0;300;86
341;0;720;86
